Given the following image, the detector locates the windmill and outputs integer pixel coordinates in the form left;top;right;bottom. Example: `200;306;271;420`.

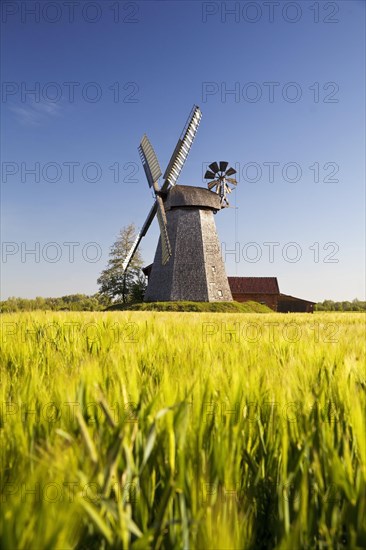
204;161;237;208
123;105;235;302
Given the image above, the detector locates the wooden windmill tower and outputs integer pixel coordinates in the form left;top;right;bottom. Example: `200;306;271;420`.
122;106;237;302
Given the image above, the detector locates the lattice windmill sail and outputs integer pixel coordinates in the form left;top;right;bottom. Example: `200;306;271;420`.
204;161;237;207
121;105;202;273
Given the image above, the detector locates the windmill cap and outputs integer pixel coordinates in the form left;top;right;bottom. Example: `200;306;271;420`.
164;185;221;211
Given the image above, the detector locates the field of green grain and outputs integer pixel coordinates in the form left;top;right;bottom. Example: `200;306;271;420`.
0;312;365;549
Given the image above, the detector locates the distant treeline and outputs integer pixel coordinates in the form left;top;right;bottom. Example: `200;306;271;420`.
1;295;365;313
0;294;111;313
314;299;366;312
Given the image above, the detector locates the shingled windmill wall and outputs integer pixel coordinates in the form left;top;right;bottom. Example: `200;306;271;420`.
144;186;233;302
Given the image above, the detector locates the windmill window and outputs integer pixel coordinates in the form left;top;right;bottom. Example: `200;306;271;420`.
218;290;223;297
211;266;216;272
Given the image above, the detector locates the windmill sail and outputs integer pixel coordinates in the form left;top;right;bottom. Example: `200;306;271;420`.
161;105;202;192
138;135;162;188
139;133;172;264
156;196;172;265
122;202;157;272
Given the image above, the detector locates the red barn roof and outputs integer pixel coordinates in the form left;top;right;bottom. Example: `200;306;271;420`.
279;293;316;304
228;277;280;295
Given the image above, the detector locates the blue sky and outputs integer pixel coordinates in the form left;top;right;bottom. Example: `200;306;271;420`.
1;0;365;301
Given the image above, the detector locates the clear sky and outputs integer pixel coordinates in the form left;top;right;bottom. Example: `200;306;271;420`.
1;0;365;302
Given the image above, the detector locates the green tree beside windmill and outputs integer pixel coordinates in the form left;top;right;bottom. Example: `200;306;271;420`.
97;224;145;304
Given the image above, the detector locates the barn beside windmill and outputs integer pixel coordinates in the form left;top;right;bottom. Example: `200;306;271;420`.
228;277;279;310
277;293;316;313
227;277;315;312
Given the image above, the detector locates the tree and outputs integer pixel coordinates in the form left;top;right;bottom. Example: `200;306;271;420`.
130;273;148;302
97;224;144;303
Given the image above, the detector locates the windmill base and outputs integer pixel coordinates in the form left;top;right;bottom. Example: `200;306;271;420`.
144;186;233;302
